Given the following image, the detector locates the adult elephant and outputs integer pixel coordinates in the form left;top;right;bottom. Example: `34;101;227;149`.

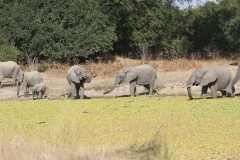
232;62;240;93
66;65;92;100
104;64;158;96
186;66;234;99
0;61;20;87
17;70;43;98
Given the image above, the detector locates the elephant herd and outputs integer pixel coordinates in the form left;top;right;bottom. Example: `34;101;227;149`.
1;61;240;100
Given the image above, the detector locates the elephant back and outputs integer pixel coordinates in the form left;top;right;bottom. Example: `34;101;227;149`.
24;71;43;87
134;64;156;84
0;61;19;77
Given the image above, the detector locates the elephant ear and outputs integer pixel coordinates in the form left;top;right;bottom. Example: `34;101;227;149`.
70;70;83;83
75;70;83;80
36;85;42;92
124;70;138;83
200;69;217;86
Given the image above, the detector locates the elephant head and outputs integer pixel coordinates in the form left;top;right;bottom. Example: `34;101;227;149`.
17;70;25;98
70;66;92;83
186;67;217;99
32;82;46;100
104;67;137;94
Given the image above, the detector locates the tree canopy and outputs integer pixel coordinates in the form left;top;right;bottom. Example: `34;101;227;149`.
0;0;240;63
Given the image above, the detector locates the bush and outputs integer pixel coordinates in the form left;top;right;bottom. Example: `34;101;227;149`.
0;44;24;62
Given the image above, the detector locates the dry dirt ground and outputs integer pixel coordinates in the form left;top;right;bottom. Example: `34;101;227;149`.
1;65;240;100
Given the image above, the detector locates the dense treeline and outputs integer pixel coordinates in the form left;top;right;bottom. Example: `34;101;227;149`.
0;0;240;63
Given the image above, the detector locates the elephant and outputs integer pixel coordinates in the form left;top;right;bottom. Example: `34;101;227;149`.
0;61;20;87
186;66;234;99
32;82;46;100
232;62;240;93
17;70;43;98
104;64;158;96
66;65;92;100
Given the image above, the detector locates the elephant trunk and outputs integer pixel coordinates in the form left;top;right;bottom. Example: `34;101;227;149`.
103;78;120;94
85;76;92;83
187;86;193;99
233;63;240;85
186;75;195;99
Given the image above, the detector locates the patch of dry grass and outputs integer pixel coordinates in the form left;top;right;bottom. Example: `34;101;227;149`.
0;126;171;160
39;56;239;78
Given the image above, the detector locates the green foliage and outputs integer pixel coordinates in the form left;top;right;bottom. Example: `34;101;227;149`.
0;0;117;62
0;0;240;61
0;43;24;62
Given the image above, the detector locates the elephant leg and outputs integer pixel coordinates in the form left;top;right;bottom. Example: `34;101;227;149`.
210;85;217;99
149;83;154;95
70;82;76;100
38;92;42;99
42;90;46;99
130;82;137;96
12;68;18;86
144;84;150;95
12;76;17;86
75;83;80;99
225;85;234;98
23;82;28;97
0;79;3;88
79;81;84;99
201;86;208;99
221;91;226;98
26;86;30;97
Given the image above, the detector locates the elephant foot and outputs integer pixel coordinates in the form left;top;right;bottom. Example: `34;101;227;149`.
70;96;75;100
228;93;235;98
202;95;207;99
75;95;80;99
24;92;28;97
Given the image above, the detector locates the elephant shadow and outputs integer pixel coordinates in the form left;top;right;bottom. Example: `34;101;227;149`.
139;89;158;95
230;62;239;66
112;89;158;98
1;84;16;87
83;95;92;99
234;92;240;97
187;96;228;100
60;92;92;99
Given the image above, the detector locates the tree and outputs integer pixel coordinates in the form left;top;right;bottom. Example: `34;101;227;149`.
128;0;165;62
0;0;118;62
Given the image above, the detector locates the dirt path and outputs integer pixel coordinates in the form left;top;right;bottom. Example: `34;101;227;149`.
0;65;240;100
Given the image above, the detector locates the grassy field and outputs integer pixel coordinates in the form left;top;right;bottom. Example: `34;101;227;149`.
1;95;240;159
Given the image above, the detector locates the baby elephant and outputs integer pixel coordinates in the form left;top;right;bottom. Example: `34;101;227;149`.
32;82;46;100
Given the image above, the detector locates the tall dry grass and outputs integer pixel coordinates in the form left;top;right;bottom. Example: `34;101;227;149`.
0;123;172;160
41;56;239;78
0;137;171;160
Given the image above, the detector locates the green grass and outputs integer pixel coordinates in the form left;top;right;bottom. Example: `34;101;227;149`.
0;96;240;159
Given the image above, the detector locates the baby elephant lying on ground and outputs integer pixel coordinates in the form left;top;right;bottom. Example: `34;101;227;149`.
32;82;46;100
